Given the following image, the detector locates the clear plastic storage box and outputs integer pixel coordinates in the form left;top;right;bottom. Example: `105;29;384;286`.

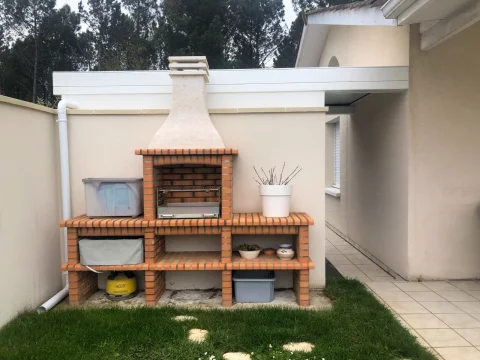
82;178;143;217
233;270;275;303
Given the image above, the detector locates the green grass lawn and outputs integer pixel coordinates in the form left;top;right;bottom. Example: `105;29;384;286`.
0;280;436;360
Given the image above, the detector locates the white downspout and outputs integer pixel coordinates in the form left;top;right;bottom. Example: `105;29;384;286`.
37;99;78;313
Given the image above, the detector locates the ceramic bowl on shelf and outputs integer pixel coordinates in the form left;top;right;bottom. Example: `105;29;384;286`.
277;248;295;260
263;248;276;257
238;250;261;260
278;244;293;249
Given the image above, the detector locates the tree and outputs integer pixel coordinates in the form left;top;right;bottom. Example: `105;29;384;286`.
0;0;56;103
229;0;285;68
160;0;232;69
274;0;362;68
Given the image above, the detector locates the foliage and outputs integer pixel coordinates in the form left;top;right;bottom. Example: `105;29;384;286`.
0;0;290;105
237;243;261;251
0;280;437;360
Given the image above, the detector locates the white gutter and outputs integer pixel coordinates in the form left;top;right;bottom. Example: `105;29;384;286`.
37;99;78;313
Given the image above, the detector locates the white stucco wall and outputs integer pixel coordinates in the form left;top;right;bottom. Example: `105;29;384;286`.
67;112;326;289
319;25;410;67
408;22;480;280
0;100;61;328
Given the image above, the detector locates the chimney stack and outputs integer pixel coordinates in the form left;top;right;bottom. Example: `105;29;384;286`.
148;56;225;149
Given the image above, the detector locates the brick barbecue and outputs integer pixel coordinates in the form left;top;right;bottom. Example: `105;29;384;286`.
61;57;314;307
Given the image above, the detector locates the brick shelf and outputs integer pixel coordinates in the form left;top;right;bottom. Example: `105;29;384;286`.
61;252;314;272
63;147;314;308
61;212;314;228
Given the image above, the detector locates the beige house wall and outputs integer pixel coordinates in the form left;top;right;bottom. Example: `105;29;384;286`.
408;22;480;279
67;112;326;288
319;25;410;67
0;101;61;328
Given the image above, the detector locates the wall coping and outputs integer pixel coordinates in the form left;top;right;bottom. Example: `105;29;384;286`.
0;96;57;114
67;107;329;115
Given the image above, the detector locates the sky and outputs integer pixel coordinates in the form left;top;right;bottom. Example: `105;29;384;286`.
55;0;298;27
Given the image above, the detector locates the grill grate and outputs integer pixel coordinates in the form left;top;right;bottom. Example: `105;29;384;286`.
157;186;221;206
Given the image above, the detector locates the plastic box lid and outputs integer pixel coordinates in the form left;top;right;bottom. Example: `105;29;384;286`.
82;178;143;183
233;270;275;281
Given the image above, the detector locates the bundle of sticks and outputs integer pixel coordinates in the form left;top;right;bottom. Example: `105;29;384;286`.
253;163;302;185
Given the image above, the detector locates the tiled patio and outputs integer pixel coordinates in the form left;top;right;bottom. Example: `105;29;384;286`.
327;228;480;360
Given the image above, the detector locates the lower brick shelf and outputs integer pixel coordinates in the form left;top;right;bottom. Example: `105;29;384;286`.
61;252;314;271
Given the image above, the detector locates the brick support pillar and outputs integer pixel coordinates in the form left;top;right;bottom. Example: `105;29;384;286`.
67;228;79;265
221;155;233;220
143;156;157;220
222;270;233;306
221;227;232;263
68;271;97;305
145;271;165;306
296;226;310;263
294;270;310;307
144;230;165;264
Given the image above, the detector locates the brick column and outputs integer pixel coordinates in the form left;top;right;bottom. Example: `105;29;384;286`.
144;230;165;264
67;228;79;265
296;226;310;263
221;155;233;220
222;270;233;306
68;271;97;305
145;271;165;306
294;270;310;307
221;227;232;263
143;156;157;220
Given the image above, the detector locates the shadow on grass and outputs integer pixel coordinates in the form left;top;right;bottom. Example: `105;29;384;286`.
0;279;435;360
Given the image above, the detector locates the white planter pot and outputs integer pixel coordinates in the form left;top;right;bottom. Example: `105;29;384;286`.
238;250;261;260
260;185;292;217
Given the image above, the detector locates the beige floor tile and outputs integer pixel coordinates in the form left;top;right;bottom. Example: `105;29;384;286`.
368;276;395;282
436;291;478;302
357;264;383;272
407;291;447;302
436;314;480;329
436;346;480;360
366;281;402;292
376;291;414;302
326;254;352;265
419;301;465;314
363;269;390;277
453;302;480;314
401;314;448;329
416;329;470;347
409;328;431;347
423;282;459;291
427;347;444;360
468;292;480;301
345;254;374;265
451;282;480;292
386;301;429;314
335;246;360;255
395;282;430;292
335;264;361;272
456;329;480;346
325;248;341;255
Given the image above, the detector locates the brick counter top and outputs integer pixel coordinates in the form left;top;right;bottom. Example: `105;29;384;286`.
60;212;314;228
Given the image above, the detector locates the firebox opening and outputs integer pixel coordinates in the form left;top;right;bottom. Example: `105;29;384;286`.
155;164;222;219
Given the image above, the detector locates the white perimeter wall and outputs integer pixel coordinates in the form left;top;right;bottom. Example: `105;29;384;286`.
0;100;61;328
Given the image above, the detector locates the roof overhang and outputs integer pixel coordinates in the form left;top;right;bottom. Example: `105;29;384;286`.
296;5;397;67
382;0;480;50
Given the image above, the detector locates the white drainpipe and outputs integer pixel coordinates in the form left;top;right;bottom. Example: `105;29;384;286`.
37;99;78;313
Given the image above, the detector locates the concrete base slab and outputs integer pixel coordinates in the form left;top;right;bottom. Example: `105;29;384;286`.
59;289;332;310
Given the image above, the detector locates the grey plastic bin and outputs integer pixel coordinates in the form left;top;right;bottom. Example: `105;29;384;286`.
233;270;275;303
79;238;144;265
82;178;143;218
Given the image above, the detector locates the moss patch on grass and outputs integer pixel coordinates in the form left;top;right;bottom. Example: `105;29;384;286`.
0;280;436;360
